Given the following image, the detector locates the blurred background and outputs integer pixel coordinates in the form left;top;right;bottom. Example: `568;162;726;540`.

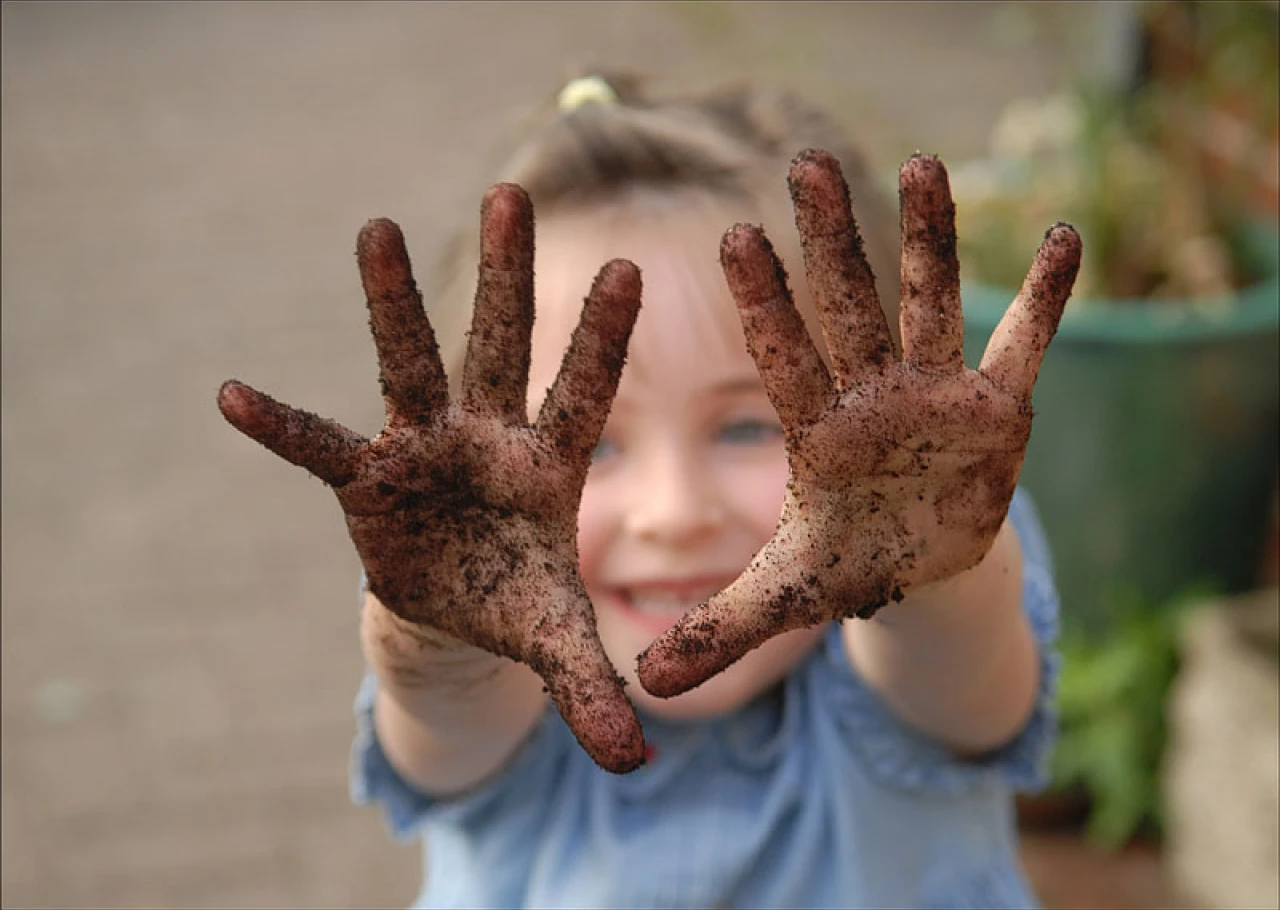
2;2;1276;908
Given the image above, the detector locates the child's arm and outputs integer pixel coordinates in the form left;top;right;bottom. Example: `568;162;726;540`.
637;151;1079;757
218;186;646;779
843;516;1039;756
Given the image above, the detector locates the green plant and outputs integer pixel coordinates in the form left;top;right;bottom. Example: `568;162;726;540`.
1050;586;1213;849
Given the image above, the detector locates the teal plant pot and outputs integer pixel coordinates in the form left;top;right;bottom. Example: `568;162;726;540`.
962;227;1280;635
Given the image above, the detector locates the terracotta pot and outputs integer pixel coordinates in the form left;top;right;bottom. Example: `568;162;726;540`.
1016;787;1092;831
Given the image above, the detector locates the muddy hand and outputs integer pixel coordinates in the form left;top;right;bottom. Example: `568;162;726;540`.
638;150;1080;698
218;186;646;772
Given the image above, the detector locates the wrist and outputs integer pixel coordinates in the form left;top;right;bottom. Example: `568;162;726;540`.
361;591;502;694
871;517;1021;630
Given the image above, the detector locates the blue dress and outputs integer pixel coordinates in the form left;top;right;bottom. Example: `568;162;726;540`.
351;489;1059;909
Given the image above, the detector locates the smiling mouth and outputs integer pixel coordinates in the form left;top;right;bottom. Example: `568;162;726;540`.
610;580;733;634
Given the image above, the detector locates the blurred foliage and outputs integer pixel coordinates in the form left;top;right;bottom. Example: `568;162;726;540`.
1050;585;1213;849
953;0;1279;303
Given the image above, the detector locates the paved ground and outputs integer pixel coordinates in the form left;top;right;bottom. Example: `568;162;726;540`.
2;2;1149;907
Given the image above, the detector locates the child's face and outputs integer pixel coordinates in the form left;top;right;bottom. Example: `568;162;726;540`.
528;194;826;720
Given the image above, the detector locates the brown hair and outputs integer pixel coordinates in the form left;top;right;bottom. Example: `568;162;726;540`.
426;69;901;386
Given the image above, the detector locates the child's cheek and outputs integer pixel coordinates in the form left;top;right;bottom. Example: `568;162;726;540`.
575;478;611;586
723;452;789;539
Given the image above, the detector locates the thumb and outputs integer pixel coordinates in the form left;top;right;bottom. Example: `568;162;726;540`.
636;548;824;698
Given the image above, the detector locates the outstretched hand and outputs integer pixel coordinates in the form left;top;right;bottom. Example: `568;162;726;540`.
218;186;646;773
638;150;1080;698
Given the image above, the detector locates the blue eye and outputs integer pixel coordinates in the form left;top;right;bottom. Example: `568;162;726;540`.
717;418;782;446
591;437;619;462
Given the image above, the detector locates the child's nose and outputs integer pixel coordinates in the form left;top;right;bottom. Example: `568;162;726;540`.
625;448;725;544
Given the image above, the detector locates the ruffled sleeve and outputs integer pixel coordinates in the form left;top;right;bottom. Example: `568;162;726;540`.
818;487;1061;795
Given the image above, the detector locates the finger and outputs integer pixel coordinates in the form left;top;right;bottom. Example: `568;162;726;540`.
636;543;823;698
217;380;366;486
357;219;449;425
979;223;1081;396
471;584;646;774
788;149;895;385
532;615;647;774
898;154;964;372
460;185;536;423
720;224;833;430
535;259;641;463
545;662;646;774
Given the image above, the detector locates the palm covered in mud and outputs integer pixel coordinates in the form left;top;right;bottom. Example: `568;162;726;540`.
637;151;1080;697
219;187;646;773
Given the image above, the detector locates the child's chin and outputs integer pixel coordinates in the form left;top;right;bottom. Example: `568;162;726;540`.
626;659;760;721
626;626;828;721
631;679;742;721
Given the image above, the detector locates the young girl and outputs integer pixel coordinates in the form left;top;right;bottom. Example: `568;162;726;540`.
218;72;1080;908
